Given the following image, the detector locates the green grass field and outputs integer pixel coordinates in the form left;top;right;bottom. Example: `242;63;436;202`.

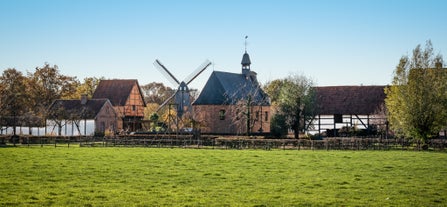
1;147;446;206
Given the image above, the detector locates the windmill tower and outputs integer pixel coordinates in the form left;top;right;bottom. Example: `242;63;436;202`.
153;59;212;118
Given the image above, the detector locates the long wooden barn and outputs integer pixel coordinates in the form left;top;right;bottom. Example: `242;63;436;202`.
309;85;387;136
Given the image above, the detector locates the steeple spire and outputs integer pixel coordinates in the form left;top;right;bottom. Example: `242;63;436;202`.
241;36;251;73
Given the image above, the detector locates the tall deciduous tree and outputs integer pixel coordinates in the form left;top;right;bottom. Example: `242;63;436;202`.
66;77;103;99
0;69;28;136
265;74;316;138
263;79;286;137
385;40;446;143
140;82;174;126
263;79;285;105
280;74;316;139
27;63;78;120
141;82;174;105
223;79;269;136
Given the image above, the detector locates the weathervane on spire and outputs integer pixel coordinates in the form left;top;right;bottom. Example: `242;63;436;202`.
241;35;251;71
245;35;248;52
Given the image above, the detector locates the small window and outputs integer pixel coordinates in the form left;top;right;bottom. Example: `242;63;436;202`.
334;114;343;123
264;111;268;122
132;105;136;111
255;111;259;121
219;109;226;120
236;109;240;120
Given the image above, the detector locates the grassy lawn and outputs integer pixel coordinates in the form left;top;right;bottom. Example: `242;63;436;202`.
0;147;446;206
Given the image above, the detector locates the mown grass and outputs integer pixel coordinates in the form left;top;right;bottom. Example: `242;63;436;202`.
0;147;446;206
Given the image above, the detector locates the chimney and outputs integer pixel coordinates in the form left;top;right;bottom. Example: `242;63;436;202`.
81;94;88;105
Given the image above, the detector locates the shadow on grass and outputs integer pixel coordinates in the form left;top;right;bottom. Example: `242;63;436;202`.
0;144;18;148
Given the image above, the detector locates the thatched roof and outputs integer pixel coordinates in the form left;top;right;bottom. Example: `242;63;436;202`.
314;85;386;115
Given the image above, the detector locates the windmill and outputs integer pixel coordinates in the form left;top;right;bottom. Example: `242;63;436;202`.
153;59;212;118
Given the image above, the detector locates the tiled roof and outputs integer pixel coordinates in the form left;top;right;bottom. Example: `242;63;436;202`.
314;85;386;115
48;99;111;119
193;71;270;105
92;79;145;106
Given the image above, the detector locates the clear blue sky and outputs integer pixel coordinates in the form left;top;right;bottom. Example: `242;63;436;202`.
1;0;446;89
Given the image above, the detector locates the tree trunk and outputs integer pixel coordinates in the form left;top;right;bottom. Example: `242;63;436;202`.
246;96;251;136
13;113;17;136
294;111;300;139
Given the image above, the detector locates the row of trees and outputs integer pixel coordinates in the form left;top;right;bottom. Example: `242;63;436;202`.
0;63;186;135
0;63;102;135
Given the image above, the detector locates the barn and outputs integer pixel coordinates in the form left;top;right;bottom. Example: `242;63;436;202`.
92;79;146;133
193;50;271;135
309;85;387;136
47;95;117;136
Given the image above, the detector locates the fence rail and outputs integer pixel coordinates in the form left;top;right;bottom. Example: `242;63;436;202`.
1;135;446;151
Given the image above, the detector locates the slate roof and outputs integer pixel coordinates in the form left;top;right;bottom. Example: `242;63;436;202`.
241;52;251;66
193;71;270;105
92;79;146;107
314;85;386;115
48;99;112;119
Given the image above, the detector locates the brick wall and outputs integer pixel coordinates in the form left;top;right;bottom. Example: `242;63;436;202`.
193;105;270;134
95;101;118;133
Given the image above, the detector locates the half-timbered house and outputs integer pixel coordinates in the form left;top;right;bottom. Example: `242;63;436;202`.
92;79;146;132
309;85;387;136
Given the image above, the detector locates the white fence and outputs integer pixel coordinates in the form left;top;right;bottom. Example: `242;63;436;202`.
1;120;96;136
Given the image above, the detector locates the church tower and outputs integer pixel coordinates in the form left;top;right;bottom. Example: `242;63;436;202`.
241;36;251;75
241;51;251;74
241;36;257;82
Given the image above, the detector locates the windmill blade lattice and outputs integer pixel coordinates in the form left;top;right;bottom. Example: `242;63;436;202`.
185;60;212;85
153;59;180;87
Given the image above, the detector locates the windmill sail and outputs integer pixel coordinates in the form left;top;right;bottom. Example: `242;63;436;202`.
156;92;176;112
185;60;212;85
154;59;212;118
154;59;180;86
